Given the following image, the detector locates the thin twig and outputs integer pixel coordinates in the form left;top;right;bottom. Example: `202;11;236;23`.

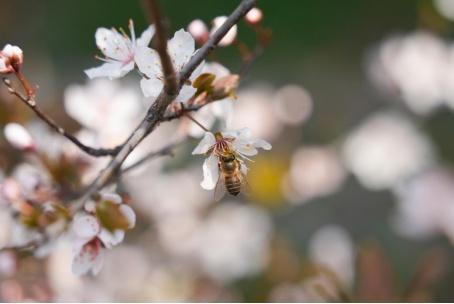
121;140;184;173
179;0;257;84
162;103;206;121
2;78;121;157
73;0;257;212
239;42;265;78
184;113;209;132
145;0;178;94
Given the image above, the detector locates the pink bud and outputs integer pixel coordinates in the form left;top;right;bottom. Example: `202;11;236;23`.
245;8;263;25
1;178;21;202
3;123;35;151
211;16;237;47
188;19;209;45
0;44;23;74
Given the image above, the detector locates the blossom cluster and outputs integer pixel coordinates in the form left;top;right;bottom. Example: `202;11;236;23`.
0;7;272;278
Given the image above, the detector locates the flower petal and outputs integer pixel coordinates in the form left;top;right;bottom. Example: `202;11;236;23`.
95;28;130;61
235;127;252;139
84;61;134;80
140;77;164;99
201;154;219;190
100;192;122;204
73;214;100;239
253;138;272;150
119;204;136;229
192;132;216;155
239;159;249;175
90;248;105;275
71;239;102;276
235;141;258;156
136;25;156;47
168;29;195;71
175;84;197;103
98;229;125;249
2;44;23;59
135;47;162;78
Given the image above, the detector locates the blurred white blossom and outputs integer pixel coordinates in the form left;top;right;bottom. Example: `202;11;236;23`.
308;225;355;286
230;86;283;141
392;167;454;243
367;31;454;115
3;123;35;151
195;203;272;281
286;145;345;203
434;0;454;21
272;84;313;126
64;79;142;146
343;111;434;190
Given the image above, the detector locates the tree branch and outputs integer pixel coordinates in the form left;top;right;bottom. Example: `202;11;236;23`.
72;0;257;211
145;0;178;94
122;140;183;174
2;78;121;157
179;0;257;83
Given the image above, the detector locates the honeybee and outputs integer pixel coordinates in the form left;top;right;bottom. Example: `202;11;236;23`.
212;133;248;201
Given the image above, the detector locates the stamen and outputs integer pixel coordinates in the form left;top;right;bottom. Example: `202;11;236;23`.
129;19;136;44
94;55;115;63
119;27;129;39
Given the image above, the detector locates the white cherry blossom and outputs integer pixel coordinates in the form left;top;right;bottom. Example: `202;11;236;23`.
71;193;135;276
192;128;271;190
135;29;204;102
85;20;155;80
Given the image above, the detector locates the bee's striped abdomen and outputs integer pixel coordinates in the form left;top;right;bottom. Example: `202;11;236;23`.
225;174;242;196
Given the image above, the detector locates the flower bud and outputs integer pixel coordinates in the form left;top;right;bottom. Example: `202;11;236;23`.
0;44;23;74
188;19;209;45
4;123;35;151
245;8;263;25
0;55;9;74
211;16;237;47
1;178;21;202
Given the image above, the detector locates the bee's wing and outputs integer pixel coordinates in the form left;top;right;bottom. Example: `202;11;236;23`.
239;160;251;197
214;173;227;202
